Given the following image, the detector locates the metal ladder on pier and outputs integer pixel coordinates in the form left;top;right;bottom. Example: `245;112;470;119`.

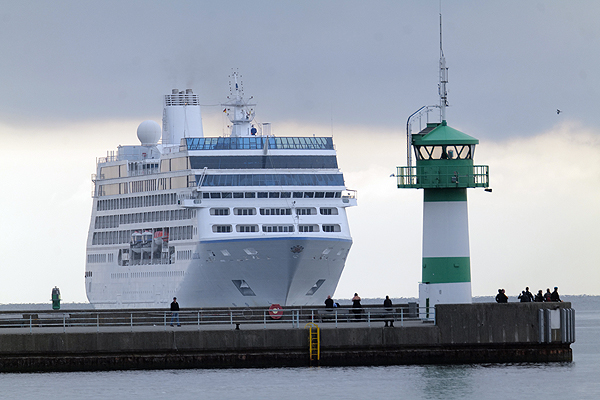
305;323;320;365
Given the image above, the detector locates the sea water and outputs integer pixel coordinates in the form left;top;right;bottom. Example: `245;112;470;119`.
1;295;598;400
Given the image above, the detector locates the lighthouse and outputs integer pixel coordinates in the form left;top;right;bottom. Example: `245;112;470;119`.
396;15;489;315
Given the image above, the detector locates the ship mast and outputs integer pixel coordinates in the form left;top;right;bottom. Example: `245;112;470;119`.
222;71;257;137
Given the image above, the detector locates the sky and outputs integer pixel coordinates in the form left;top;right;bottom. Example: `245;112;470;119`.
1;0;599;304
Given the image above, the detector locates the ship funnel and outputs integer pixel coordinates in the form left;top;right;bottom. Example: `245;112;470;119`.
162;88;204;144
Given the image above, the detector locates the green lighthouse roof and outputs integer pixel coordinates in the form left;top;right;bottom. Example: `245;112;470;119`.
413;120;479;145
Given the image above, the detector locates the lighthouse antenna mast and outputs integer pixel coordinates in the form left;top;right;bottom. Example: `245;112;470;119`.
438;13;448;122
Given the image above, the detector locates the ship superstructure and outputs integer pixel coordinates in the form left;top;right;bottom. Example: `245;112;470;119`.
85;73;357;308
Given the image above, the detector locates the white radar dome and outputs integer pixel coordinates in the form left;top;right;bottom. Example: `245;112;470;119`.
137;120;161;145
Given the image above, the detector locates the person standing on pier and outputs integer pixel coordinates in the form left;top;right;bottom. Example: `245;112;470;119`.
495;289;508;303
518;290;531;302
352;293;362;320
534;290;545;302
551;287;562;302
383;295;394;327
324;295;334;310
524;287;534;302
170;297;181;327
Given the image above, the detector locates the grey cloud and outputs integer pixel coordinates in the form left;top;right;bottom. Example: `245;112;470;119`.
1;0;599;139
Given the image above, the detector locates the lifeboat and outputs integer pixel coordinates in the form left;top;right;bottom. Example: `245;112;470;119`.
142;230;153;248
130;231;143;253
153;230;169;251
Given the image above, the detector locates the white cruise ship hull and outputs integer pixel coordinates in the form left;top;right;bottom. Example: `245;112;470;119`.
87;237;351;308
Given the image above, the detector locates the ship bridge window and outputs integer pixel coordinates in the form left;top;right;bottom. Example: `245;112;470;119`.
234;208;256;216
212;225;232;233
262;225;294;233
236;225;258;232
233;192;244;198
322;224;341;232
245;192;256;198
281;192;291;198
269;192;280;198
210;208;230;216
303;192;314;198
257;192;268;198
296;208;317;216
189;155;338;169
320;208;338;215
199;173;345;187
260;208;292;216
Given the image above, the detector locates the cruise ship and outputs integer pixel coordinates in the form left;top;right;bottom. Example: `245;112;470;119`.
85;73;357;308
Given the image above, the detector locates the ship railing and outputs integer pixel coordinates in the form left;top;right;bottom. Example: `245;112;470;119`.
0;305;435;333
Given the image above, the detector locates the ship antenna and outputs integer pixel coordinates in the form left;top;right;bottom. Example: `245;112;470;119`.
438;12;448;122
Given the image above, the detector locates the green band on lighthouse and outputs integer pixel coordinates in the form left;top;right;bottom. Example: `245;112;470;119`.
424;188;467;202
422;256;471;283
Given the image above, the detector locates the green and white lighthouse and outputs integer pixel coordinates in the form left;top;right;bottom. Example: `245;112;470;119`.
396;16;489;312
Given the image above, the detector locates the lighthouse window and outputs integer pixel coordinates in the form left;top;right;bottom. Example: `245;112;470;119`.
416;145;473;160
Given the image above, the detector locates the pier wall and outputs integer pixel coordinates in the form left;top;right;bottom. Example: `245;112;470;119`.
0;303;573;372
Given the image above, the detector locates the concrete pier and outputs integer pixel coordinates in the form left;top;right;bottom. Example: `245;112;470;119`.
0;302;573;372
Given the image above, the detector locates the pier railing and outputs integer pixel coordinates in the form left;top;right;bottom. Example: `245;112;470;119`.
0;305;433;333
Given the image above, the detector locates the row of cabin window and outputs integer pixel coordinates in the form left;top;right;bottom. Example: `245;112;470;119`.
95;209;196;229
209;207;338;216
112;270;185;279
213;224;341;233
97;193;179;211
201;191;342;199
92;226;194;245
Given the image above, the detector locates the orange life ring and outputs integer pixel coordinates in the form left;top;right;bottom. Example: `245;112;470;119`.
269;304;283;319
